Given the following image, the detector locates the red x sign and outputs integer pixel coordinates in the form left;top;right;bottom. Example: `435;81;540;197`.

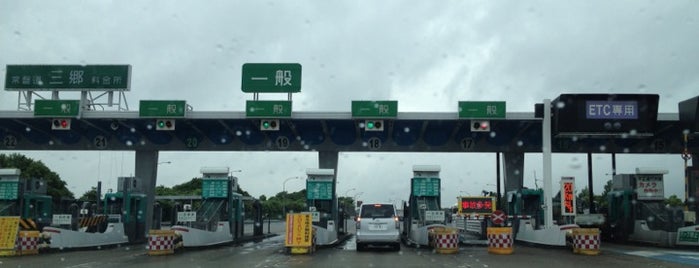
491;210;506;225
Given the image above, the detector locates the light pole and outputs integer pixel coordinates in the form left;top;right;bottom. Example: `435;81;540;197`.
352;192;364;212
282;176;302;217
342;188;356;231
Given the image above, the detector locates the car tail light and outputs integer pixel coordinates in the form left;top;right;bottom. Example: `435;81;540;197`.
394;216;400;228
356;217;361;229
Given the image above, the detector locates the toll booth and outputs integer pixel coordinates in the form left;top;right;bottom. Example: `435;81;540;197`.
688;168;699;225
506;188;544;231
21;178;52;230
305;168;337;245
0;169;52;230
606;169;685;246
170;167;244;247
403;165;447;246
103;176;148;243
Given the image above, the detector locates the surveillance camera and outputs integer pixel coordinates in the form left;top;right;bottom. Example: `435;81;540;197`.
110;121;119;130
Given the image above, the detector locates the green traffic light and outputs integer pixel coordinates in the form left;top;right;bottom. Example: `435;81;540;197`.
158;121;165;128
367;121;375;129
263;121;270;129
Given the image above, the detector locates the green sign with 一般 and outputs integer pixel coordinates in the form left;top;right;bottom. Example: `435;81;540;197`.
246;100;292;117
5;65;131;91
306;180;333;200
34;99;80;117
241;63;301;93
139;100;187;118
351;101;398;118
412;177;440;197
458;101;506;119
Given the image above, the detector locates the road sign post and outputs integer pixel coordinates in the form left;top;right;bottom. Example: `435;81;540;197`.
241;63;302;93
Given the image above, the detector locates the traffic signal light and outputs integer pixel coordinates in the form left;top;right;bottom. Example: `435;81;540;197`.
51;119;71;130
155;119;175;131
260;119;279;131
364;120;384;131
470;120;490;132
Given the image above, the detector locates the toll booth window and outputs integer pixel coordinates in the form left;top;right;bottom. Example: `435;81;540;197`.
311;200;332;213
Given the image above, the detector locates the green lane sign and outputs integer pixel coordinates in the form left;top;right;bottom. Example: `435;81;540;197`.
246;100;292;117
306;180;333;200
139;100;186;118
351;101;398;118
241;63;301;93
458;101;506;119
679;231;699;243
202;179;228;198
34;99;80;117
5;65;131;91
412;177;440;197
0;181;19;200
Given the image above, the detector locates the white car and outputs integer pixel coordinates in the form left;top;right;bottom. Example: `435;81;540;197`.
355;203;401;251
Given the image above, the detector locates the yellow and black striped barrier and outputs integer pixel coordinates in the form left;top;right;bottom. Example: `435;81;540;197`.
19;218;37;231
79;215;108;229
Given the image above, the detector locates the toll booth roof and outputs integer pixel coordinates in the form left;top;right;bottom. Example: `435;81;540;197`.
412;165;440;172
635;168;669;175
200;167;230;174
0;169;21;176
306;168;334;176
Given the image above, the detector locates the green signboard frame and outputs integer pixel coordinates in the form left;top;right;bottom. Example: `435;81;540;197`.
306;180;333;200
139;100;187;118
351;100;398;118
202;179;229;199
246;100;292;117
241;63;301;93
411;177;440;197
0;181;19;200
458;101;506;119
5;65;131;91
34;99;80;117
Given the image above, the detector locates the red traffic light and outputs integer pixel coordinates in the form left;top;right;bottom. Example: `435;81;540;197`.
51;119;71;130
470;120;490;132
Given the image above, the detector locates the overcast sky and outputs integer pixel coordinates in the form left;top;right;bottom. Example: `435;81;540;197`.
1;1;698;206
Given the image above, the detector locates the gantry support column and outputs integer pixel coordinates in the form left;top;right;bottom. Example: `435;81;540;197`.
318;151;340;232
135;150;159;234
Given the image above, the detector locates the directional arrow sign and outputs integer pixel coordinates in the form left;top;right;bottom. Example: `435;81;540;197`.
139;100;186;118
241;63;301;93
34;99;80;117
458;101;506;119
246;100;292;117
352;101;398;118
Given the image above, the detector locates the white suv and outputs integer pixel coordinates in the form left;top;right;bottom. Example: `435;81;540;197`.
355;203;401;251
